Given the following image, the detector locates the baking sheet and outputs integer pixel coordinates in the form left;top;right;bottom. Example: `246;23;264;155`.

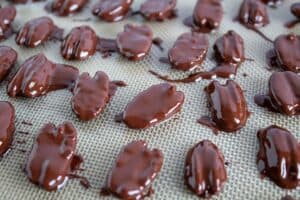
0;0;299;199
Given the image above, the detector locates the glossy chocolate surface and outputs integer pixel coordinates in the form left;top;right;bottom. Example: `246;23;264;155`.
25;122;78;191
140;0;177;21
0;101;15;156
7;54;79;98
16;16;62;48
50;0;88;16
106;140;163;199
92;0;133;22
213;30;245;64
61;26;97;61
185;140;227;198
71;71;122;121
291;3;300;18
193;0;223;33
257;125;300;189
0;6;16;41
273;34;300;72
168;32;209;71
254;71;300;116
0;46;17;82
199;80;249;133
117;24;153;61
238;0;269;28
120;83;184;129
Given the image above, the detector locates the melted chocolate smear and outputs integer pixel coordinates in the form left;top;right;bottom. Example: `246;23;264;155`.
281;195;295;200
50;26;64;42
159;57;170;64
73;18;92;22
97;38;118;58
21;121;33;126
114;113;124;123
183;16;195;28
100;187;111;196
111;81;127;87
69;174;90;189
152;37;164;51
248;26;273;43
16;140;26;144
197;116;219;134
285;19;300;29
17;131;29;135
149;64;238;83
70;154;84;171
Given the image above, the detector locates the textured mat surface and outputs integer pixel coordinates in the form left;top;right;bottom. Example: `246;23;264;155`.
0;0;299;199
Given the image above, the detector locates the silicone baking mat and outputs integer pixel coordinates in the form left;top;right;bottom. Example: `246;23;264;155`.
0;0;299;199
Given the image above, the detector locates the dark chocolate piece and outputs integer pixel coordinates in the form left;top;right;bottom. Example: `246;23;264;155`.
25;122;79;191
272;34;300;72
0;101;15;156
237;0;272;42
198;80;249;133
16;16;63;48
213;30;245;64
192;0;223;33
117;24;153;61
71;71;124;121
7;54;79;98
92;0;133;22
61;26;98;61
105;140;163;199
254;71;300;116
168;32;209;71
0;6;16;41
257;125;300;189
185;140;227;198
291;3;300;18
140;0;177;21
118;83;184;129
0;46;17;82
49;0;88;16
260;0;283;7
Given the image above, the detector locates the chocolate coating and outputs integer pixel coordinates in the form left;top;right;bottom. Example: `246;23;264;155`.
238;0;269;28
71;71;119;121
106;140;163;199
273;34;300;72
257;125;300;189
185;140;227;198
0;6;16;41
92;0;133;22
25;122;78;191
291;3;300;18
140;0;176;21
213;30;245;64
254;71;300;116
61;26;97;61
117;24;153;61
50;0;88;16
168;32;209;71
199;80;249;133
120;83;184;129
0;46;17;82
7;54;79;98
193;0;223;33
16;17;60;48
0;101;15;156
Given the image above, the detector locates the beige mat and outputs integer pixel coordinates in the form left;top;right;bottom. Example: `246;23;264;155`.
0;0;299;199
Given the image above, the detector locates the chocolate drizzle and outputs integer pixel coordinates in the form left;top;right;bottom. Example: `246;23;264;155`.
0;6;16;41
